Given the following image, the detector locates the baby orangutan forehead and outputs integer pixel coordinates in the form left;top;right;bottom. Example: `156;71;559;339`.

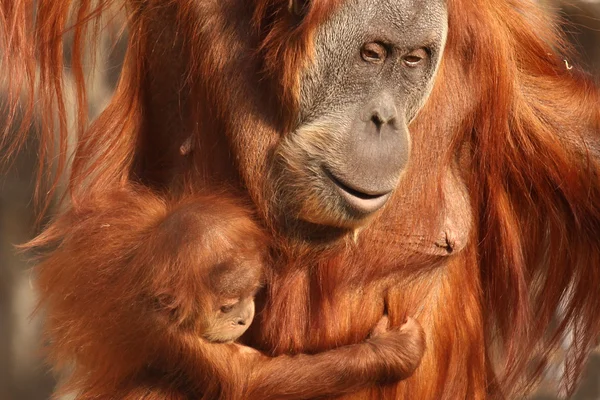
208;261;262;298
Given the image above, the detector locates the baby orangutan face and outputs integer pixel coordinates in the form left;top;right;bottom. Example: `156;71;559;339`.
203;294;256;343
202;257;262;343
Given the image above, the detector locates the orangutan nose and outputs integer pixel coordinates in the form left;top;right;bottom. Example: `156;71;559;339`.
369;98;398;130
324;93;408;216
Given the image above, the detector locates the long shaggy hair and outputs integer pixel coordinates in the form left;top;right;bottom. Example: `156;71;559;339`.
2;0;600;398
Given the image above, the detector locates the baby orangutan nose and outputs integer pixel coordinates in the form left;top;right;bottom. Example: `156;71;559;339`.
236;318;247;326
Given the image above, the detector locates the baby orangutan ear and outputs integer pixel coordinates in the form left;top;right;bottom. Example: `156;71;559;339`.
288;0;310;18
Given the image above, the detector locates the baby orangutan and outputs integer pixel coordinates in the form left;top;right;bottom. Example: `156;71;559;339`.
33;186;426;399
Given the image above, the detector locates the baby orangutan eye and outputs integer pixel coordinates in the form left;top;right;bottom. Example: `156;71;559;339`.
220;303;236;313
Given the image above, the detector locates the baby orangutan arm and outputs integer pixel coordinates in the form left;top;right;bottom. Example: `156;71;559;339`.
243;316;425;399
168;315;425;400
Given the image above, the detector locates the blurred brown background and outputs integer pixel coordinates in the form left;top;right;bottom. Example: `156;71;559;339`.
1;1;599;399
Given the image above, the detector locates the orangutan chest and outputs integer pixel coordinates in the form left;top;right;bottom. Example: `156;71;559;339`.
248;272;397;354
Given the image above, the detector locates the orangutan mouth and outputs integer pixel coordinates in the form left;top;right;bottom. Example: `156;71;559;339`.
322;166;392;215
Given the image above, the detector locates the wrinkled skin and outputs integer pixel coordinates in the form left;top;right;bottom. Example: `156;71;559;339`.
271;0;448;231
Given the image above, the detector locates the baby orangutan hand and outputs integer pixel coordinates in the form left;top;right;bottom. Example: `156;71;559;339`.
367;315;426;383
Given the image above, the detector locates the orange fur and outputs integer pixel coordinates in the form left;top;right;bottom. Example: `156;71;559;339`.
2;0;600;398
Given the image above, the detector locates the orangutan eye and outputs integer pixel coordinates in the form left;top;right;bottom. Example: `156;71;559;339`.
361;42;388;64
220;304;235;313
220;300;239;314
402;48;429;67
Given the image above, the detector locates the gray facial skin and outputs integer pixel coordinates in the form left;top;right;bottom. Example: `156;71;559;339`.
203;296;256;343
275;0;448;229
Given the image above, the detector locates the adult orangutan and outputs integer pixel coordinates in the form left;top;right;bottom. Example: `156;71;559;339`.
2;0;600;399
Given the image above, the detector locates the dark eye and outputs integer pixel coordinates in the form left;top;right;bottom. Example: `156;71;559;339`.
220;304;235;313
361;42;387;64
402;48;429;67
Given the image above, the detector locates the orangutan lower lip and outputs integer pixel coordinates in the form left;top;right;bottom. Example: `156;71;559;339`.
322;167;392;214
